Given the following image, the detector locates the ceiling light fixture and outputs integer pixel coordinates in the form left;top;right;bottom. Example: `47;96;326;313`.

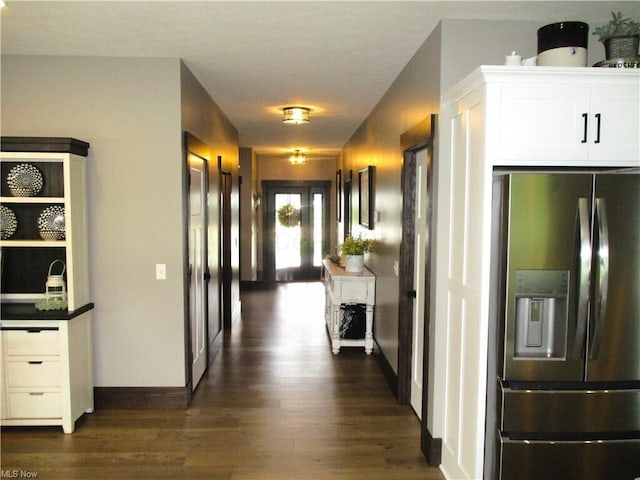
283;106;310;124
289;149;306;165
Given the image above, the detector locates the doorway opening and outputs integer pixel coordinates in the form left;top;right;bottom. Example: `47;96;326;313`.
397;115;440;465
183;133;211;395
220;164;232;329
262;181;330;281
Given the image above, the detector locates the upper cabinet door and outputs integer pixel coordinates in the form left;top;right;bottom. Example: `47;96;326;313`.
495;79;639;167
497;83;591;165
588;83;639;164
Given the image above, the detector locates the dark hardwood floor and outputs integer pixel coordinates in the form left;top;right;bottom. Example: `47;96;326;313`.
1;282;444;480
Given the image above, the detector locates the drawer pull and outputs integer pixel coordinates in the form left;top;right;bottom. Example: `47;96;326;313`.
28;361;44;365
29;392;45;396
1;327;58;332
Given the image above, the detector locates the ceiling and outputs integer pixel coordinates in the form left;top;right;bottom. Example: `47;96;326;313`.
1;1;636;161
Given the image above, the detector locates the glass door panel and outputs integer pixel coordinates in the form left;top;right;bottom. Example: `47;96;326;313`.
312;193;323;267
275;193;302;280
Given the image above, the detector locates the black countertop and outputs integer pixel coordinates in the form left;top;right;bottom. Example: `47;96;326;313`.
1;302;94;321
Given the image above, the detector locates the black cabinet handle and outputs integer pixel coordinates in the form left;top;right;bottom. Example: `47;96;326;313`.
28;361;44;365
594;113;601;144
581;113;588;143
408;290;417;299
1;327;58;332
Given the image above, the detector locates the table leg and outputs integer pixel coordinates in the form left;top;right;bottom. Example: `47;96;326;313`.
365;304;374;354
332;304;341;354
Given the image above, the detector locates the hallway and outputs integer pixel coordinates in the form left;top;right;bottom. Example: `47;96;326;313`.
0;282;444;480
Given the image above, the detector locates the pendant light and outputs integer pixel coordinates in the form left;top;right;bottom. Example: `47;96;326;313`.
289;149;306;165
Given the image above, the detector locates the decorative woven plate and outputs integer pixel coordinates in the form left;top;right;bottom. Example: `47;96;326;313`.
38;205;65;240
0;205;18;239
6;163;44;197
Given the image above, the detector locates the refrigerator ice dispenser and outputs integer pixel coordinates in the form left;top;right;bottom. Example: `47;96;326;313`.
514;270;569;359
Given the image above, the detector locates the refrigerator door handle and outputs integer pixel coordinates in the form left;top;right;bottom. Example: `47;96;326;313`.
589;198;609;360
572;197;592;360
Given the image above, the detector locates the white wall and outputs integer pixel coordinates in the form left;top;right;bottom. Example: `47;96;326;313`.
2;55;187;386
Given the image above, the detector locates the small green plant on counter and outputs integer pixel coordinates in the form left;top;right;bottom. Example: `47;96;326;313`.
35;297;68;311
593;11;640;42
340;235;375;256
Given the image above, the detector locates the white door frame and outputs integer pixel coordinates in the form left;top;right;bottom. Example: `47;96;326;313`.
410;147;429;417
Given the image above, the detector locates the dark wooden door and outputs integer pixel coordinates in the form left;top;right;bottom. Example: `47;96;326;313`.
262;181;330;281
220;168;232;329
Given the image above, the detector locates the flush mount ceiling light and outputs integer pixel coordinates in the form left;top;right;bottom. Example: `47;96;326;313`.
289;149;306;165
283;106;310;124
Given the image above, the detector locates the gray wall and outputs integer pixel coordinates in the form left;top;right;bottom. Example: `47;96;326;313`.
340;23;442;373
181;61;241;344
439;19;606;93
341;18;576;373
1;55;238;387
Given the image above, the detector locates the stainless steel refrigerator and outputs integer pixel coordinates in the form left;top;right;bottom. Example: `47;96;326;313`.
491;170;640;480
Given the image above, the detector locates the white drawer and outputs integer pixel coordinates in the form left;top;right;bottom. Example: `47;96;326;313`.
4;329;60;356
6;360;61;387
339;282;369;302
7;392;62;419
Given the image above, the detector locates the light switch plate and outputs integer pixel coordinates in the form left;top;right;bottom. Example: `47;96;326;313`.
155;264;167;280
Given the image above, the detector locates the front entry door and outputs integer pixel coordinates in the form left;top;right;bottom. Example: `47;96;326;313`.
263;181;330;281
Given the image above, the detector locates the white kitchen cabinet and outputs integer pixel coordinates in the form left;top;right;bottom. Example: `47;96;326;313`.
0;311;94;433
493;68;639;166
322;259;375;354
1;137;94;433
588;86;640;162
432;66;639;480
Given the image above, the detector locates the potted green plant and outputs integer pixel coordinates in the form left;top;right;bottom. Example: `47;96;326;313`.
593;11;640;61
340;235;375;272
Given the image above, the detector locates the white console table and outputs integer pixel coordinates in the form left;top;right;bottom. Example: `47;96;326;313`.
322;258;375;354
